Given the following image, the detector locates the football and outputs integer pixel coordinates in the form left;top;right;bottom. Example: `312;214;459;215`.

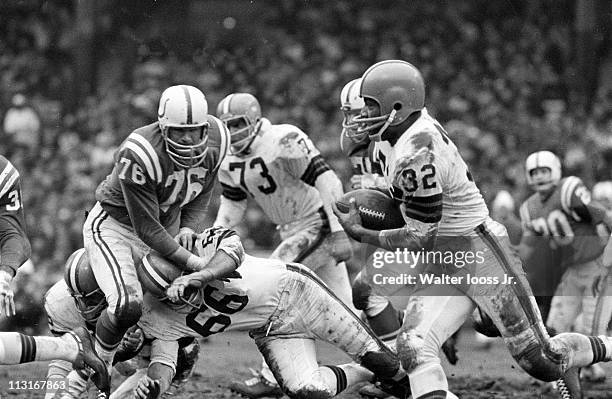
336;189;405;230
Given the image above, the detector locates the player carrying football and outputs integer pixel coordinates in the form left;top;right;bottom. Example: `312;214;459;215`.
333;59;612;399
0;155;31;316
80;85;232;392
214;92;356;397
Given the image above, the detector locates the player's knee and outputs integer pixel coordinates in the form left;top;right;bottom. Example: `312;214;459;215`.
114;297;143;328
397;330;427;373
352;276;372;311
511;341;561;381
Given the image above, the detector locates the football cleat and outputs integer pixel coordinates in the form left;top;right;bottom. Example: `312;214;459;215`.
554;367;582;399
229;369;284;398
69;327;111;396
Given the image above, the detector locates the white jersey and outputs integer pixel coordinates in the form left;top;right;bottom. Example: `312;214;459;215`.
138;255;291;341
218;119;326;225
373;108;488;235
44;280;86;334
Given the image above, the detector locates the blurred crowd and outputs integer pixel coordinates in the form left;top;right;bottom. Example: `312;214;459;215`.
0;0;610;332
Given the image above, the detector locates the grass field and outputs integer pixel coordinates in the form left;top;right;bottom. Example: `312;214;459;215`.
1;327;610;399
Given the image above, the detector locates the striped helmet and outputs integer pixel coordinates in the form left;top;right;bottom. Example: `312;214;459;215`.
158;85;210;168
64;248;107;324
340;78;367;143
525;151;561;192
137;252;205;314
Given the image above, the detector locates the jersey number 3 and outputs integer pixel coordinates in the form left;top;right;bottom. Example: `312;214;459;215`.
229;157;277;195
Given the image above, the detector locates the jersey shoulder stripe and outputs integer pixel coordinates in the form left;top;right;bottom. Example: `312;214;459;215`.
560;176;581;214
0;160;19;199
125;133;163;183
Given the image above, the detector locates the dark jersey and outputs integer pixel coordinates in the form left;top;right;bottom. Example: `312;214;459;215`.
520;176;608;267
0;155;31;275
339;133;382;176
96;116;230;257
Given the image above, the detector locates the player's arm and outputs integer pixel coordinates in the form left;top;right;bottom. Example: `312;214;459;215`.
290;131;353;260
166;228;244;301
214;169;248;228
334;153;441;251
117;150;200;271
176;177;216;251
0;159;31;278
562;177;612;228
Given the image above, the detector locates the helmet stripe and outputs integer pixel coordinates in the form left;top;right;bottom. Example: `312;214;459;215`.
345;79;358;104
222;94;234;115
141;256;171;290
129;134;162;183
181;85;193;124
69;248;86;293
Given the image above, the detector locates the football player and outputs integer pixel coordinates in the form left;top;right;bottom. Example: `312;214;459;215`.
43;247;207;399
333;59;612;399
519;152;612;385
214;93;356;397
62;227;406;399
80;84;230;384
0;155;31;316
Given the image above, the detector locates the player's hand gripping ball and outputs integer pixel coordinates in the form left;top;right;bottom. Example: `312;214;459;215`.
335;189;404;231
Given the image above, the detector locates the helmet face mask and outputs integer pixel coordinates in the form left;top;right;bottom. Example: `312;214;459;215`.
354;60;425;141
158;85;210;168
525;151;561;193
340;78;368;143
216;93;262;156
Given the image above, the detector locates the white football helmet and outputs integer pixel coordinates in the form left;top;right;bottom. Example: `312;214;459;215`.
137;252;205;314
158;85;210;168
593;181;612;210
64;248;107;324
216;93;263;155
340;78;367;143
525;151;562;192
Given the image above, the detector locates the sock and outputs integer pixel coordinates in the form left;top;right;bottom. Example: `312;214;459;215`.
589;335;610;364
367;302;403;340
44;360;72;399
322;363;373;395
95;311;125;364
0;333;79;364
410;363;448;399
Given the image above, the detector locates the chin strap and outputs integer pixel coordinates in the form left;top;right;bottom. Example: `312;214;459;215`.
371;109;397;141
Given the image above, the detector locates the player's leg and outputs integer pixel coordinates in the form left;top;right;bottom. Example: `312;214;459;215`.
546;266;583;336
473;220;612;380
352;271;403;343
576;260;612;382
254;336;374;398
395;289;471;399
83;203;145;366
